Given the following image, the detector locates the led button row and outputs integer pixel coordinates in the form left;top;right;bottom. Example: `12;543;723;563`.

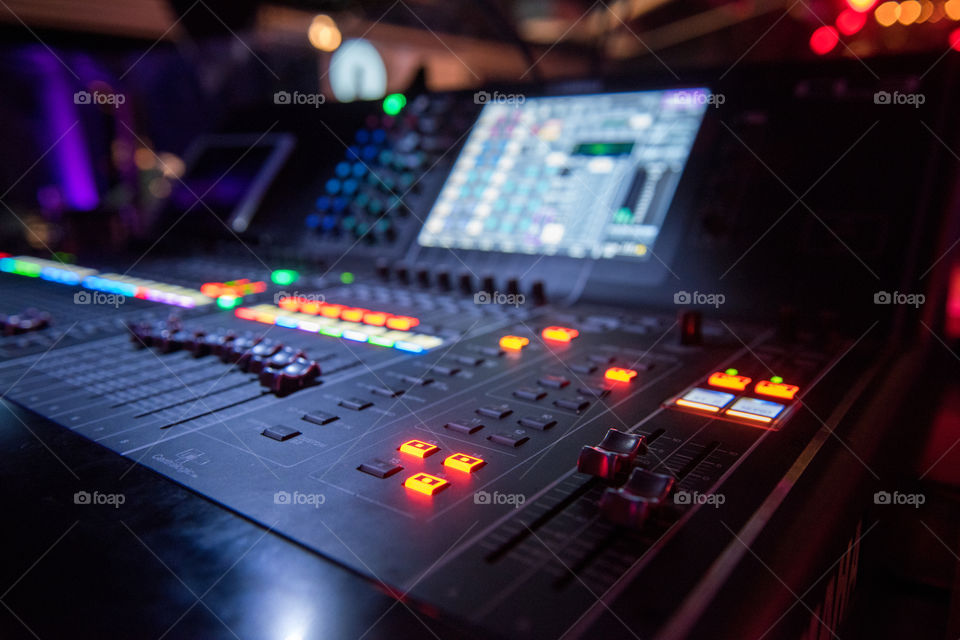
674;387;787;424
275;296;419;331
201;279;266;298
708;370;800;401
398;440;485;497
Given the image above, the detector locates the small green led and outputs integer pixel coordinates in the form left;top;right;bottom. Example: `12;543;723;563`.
382;93;406;116
217;294;241;310
271;269;298;286
368;336;395;348
320;326;342;338
725;368;738;376
770;375;783;384
340;272;354;284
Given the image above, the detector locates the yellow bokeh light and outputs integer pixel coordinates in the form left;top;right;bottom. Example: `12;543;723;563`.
899;0;922;23
848;0;878;10
875;1;901;25
134;147;156;170
308;14;342;52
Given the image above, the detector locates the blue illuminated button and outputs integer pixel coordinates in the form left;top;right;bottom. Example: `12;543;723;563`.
725;397;785;423
674;387;735;413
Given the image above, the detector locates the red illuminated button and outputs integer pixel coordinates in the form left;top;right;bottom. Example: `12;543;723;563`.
499;335;529;351
443;453;485;473
404;472;449;496
755;380;799;401
542;326;579;343
200;283;223;297
604;367;637;383
340;308;367;322
399;439;439;458
362;312;389;326
707;371;752;391
386;316;420;331
234;307;258;321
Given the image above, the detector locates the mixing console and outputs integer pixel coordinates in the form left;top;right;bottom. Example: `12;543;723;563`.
0;61;949;639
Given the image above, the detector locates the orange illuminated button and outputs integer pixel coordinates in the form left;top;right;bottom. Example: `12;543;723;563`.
200;283;223;297
707;371;752;391
386;315;420;331
363;311;389;326
340;307;367;322
755;380;800;401
604;367;637;383
443;453;485;473
542;326;579;343
404;472;449;496
277;296;301;312
300;300;323;315
399;439;439;458
500;335;530;351
319;304;344;318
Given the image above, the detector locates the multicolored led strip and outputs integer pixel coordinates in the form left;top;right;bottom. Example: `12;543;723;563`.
0;255;213;308
236;303;443;353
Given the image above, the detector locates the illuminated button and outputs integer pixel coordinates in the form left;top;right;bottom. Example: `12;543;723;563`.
363;311;389;326
443;453;485;473
300;301;323;315
386;315;420;331
725;397;786;423
674;387;735;413
319;304;344;318
500;335;530;351
542;326;579;342
755;380;800;401
707;371;752;391
340;307;367;322
278;297;301;311
604;367;637;383
399;439;439;458
404;472;448;496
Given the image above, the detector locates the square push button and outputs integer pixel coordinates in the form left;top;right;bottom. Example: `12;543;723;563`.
261;425;301;441
707;371;752;391
755;380;799;401
725;397;785;423
443;453;485;473
404;472;448;496
358;458;403;478
399;439;439;458
674;387;735;413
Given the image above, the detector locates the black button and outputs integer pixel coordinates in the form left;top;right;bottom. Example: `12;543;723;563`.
262;425;301;442
478;347;504;357
599;468;675;529
578;386;610;398
339;397;373;411
513;387;546;401
445;420;484;434
454;355;485;366
401;374;434;386
570;362;597;374
358;458;403;478
302;411;339;426
554;398;590;413
518;415;557;430
589;354;616;364
538;375;570;389
371;387;404;398
488;432;529;448
476;404;512;419
432;365;461;376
